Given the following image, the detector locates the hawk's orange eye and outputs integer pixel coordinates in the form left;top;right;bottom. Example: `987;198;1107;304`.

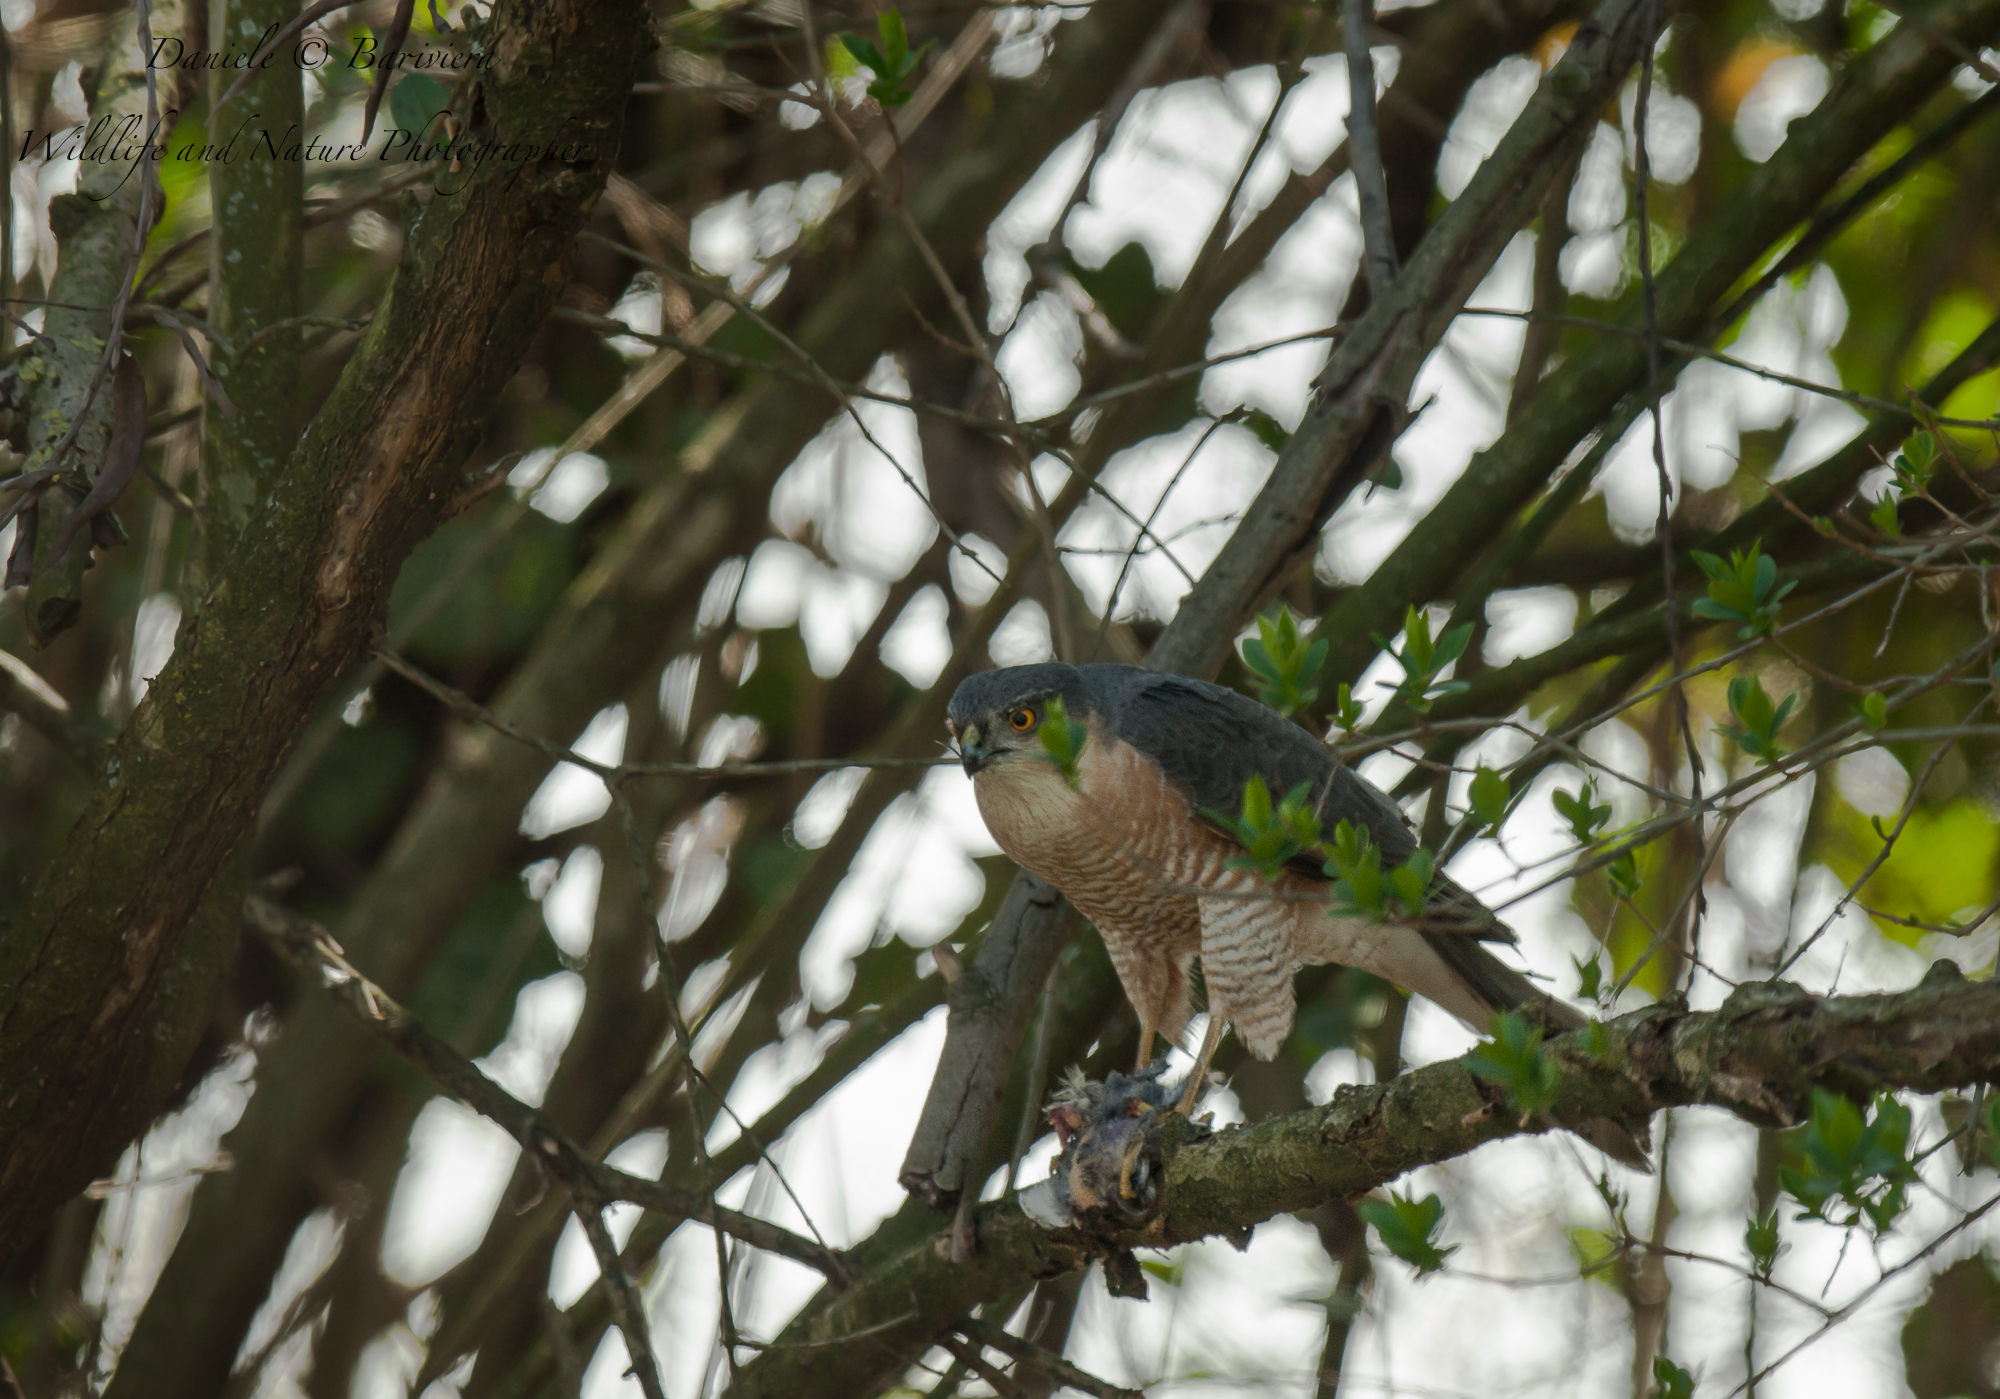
1009;708;1036;732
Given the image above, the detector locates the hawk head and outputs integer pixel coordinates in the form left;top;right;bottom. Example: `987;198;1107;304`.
946;663;1090;776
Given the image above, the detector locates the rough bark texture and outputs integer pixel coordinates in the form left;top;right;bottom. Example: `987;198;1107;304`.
0;0;653;1271
900;876;1079;1206
734;963;2000;1399
200;0;302;578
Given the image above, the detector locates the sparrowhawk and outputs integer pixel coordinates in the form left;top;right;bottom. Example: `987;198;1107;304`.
948;661;1642;1163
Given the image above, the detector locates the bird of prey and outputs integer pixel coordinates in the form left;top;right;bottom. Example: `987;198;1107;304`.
948;662;1641;1163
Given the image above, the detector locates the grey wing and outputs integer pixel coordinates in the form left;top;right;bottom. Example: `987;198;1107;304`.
1110;672;1510;941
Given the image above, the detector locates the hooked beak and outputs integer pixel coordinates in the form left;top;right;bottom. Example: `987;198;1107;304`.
957;723;988;776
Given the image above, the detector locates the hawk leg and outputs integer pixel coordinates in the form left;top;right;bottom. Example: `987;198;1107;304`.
1173;1013;1227;1116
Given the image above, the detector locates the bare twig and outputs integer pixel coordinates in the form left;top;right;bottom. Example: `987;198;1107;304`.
241;893;851;1280
1343;0;1398;295
1630;0;1708;981
954;1315;1143;1399
936;1334;1029;1399
574;1204;668;1399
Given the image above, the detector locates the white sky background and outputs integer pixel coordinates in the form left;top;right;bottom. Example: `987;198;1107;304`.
75;14;2000;1399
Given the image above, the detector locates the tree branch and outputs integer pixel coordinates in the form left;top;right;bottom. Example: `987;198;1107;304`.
900;878;1081;1211
1153;0;1657;679
1317;0;2000;688
733;963;2000;1399
0;648;95;760
953;1315;1143;1399
242;893;852;1282
1343;0;1398;295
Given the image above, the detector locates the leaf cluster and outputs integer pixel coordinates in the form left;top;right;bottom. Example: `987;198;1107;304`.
1359;1190;1454;1277
1891;430;1939;495
1553;783;1611;844
1326;820;1433;920
1651;1357;1696;1399
1690;540;1794;638
1466;1009;1562;1118
838;9;930;108
1240;603;1328;718
1744;1206;1783;1277
1373;606;1474;715
1205;774;1321;879
1554;781;1640;895
1865;431;1942;540
1779;1089;1919;1234
1716;674;1797;765
1204;776;1439;921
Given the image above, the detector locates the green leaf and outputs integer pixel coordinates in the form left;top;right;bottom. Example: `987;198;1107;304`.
1573;953;1603;1001
1580;1019;1613;1064
1467;1010;1561;1117
1431;623;1473;669
1376;607;1473;714
1779;1089;1918;1234
1209;776;1324;881
388;73;451;144
1469;766;1511;828
1607;850;1642;898
1891;430;1937;493
1868;494;1902;539
1859;691;1887;732
1325;819;1386;917
1035;695;1089;790
1243;772;1272;828
1651;1357;1695;1399
1744;1207;1781;1276
839;33;887;73
1716;674;1794;764
1242;409;1291;454
1359;1190;1454;1276
1687;540;1792;638
1386;848;1433;918
1240;604;1327;717
1553;783;1612;845
877;7;909;69
1330;683;1364;734
842;9;928;107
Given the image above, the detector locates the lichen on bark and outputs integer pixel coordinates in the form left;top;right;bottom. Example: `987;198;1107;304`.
13;1;182;644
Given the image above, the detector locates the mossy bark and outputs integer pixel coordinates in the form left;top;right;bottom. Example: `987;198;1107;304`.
0;0;653;1270
199;0;302;582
